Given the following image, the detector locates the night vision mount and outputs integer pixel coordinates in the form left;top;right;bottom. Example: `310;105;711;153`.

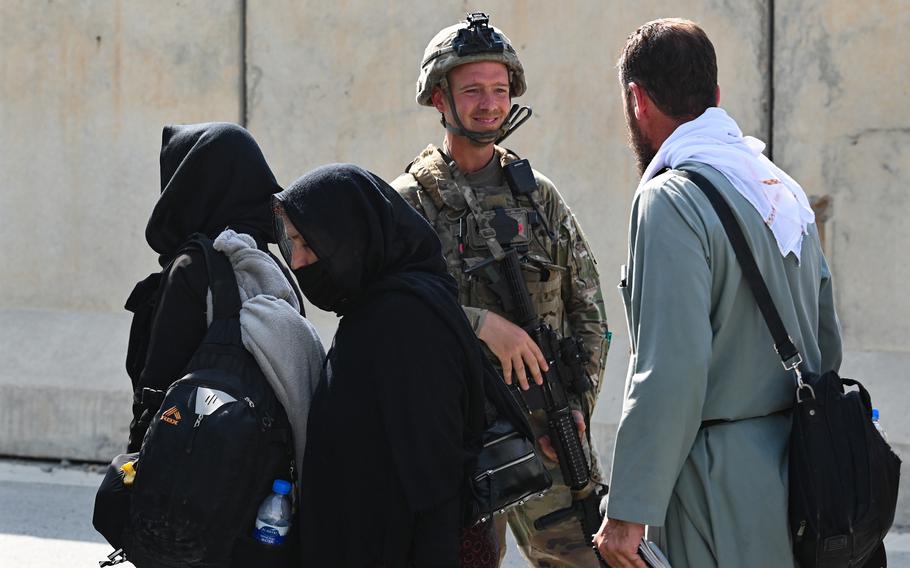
453;12;505;56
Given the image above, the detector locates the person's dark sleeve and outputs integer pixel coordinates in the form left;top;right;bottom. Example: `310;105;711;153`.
138;252;208;389
128;252;208;450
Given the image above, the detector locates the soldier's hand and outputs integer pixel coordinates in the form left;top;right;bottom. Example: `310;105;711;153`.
537;410;586;462
593;517;647;568
477;311;548;389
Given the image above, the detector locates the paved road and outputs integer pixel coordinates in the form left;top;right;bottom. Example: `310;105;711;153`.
0;458;528;567
0;458;906;567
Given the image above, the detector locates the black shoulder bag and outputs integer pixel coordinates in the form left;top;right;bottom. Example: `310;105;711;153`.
678;169;900;568
467;355;553;525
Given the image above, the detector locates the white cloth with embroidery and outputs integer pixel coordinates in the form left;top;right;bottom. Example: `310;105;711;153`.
639;107;815;259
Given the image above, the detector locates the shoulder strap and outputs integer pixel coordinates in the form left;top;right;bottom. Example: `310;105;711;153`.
438;152;508;260
187;233;241;321
407;146;449;212
498;146;522;166
675;169;802;370
185;234;244;348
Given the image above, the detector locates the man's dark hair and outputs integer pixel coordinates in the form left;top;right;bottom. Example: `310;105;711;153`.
618;18;718;119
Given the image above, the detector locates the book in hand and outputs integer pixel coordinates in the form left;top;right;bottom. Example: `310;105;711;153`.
638;538;671;568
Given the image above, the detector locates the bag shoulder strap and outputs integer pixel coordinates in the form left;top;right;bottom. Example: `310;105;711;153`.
185;233;244;348
675;169;802;370
186;233;241;321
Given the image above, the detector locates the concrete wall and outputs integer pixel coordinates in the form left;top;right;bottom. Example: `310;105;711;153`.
246;0;772;437
774;0;910;524
0;0;244;460
1;0;908;522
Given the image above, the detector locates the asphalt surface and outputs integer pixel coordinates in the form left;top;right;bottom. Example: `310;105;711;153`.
0;458;906;567
0;458;528;567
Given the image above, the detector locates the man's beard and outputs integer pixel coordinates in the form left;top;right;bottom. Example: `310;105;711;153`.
625;97;657;176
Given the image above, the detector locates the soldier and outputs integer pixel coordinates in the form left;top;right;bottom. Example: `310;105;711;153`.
390;13;610;568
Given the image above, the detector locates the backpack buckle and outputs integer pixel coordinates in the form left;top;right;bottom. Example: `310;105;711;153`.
99;548;128;567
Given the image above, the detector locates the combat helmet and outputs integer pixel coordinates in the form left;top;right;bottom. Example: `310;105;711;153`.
416;12;532;145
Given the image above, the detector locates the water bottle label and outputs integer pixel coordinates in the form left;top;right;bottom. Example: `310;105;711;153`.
254;519;289;546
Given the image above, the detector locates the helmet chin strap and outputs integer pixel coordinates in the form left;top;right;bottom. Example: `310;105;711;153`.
439;77;532;146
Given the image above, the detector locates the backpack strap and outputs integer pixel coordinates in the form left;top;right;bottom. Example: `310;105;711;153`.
675;169;802;371
187;233;243;346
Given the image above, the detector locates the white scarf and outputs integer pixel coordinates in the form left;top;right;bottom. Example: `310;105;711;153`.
639;107;815;259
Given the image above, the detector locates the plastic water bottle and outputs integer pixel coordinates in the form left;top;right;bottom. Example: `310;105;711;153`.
253;479;292;546
872;408;888;442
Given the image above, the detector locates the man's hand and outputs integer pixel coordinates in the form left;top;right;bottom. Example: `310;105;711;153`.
477;311;548;390
537;409;586;462
594;517;647;568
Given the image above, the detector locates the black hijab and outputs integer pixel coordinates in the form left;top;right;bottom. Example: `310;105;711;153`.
274;163;451;315
146;122;281;265
277;164;488;507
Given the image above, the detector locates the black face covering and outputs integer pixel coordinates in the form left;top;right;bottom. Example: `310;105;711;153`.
274;164;450;314
291;262;344;313
146;122;282;265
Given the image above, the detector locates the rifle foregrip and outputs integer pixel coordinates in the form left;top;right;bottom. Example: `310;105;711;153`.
549;408;589;491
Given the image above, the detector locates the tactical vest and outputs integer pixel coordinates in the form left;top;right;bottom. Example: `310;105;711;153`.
406;146;566;332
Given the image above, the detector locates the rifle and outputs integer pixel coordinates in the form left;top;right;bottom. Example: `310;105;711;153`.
467;248;609;564
534;485;609;564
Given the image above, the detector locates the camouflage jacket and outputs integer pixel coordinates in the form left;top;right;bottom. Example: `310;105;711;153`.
391;144;609;411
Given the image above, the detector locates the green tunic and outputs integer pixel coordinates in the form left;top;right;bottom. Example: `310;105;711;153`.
608;162;842;568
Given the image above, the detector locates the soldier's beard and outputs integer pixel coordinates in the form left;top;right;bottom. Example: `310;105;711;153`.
625;97;657;176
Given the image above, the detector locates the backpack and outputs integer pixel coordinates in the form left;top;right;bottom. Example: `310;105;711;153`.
94;234;296;567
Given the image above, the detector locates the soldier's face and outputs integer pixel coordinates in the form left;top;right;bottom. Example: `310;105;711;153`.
436;61;511;133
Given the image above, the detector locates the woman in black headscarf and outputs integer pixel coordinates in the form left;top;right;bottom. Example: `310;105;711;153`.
273;164;491;566
126;122;291;451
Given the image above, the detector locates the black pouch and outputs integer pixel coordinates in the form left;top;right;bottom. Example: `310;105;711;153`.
93;452;139;550
470;418;552;524
467;356;552;525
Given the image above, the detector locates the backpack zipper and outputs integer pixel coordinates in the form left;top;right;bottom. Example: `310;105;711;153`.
171;378;275;427
181;392;271;454
483;432;519;447
474;452;536;482
186;414;204;454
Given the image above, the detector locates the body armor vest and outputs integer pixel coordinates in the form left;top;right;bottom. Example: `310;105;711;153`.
407;147;566;332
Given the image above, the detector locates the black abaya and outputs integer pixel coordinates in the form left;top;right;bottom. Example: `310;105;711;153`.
127;123;285;451
276;165;488;566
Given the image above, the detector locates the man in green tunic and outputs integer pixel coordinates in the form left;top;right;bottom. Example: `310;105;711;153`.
391;13;609;567
595;19;842;568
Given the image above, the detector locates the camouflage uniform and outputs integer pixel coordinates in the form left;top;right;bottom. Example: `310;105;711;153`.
392;144;610;567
